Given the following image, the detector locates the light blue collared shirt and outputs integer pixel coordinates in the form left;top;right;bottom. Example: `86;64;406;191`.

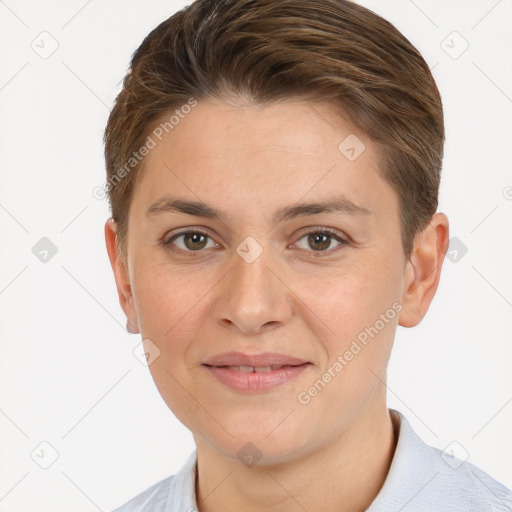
112;409;512;511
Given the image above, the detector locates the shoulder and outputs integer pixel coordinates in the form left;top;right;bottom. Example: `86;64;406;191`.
426;445;512;512
369;410;512;511
422;442;512;511
110;475;174;512
110;450;198;512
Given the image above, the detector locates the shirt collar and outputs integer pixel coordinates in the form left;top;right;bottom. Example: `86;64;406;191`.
165;448;198;511
366;408;443;510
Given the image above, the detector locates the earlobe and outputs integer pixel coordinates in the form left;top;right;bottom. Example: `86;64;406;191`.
104;219;140;334
126;318;139;334
398;261;418;327
398;213;450;328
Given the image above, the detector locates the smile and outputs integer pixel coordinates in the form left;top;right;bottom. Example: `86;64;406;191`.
203;363;311;393
224;364;287;372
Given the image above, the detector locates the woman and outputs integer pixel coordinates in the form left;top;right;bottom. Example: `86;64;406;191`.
103;1;512;510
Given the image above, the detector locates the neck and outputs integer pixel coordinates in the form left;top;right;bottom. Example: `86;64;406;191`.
193;399;398;512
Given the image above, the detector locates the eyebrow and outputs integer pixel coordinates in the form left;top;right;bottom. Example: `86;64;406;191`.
145;194;372;224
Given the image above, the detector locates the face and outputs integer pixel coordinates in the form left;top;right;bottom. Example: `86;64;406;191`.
109;97;412;464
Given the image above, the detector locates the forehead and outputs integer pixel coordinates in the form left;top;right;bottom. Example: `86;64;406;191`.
131;98;399;226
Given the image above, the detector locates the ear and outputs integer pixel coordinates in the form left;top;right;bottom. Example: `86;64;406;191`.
398;212;450;328
104;218;140;334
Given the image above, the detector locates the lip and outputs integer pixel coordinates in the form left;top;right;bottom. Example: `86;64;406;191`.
204;365;311;393
203;351;309;367
203;352;312;393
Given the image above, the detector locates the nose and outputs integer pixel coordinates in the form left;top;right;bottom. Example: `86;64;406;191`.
213;244;294;335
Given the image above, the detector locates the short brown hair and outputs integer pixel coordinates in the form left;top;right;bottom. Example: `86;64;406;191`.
104;0;444;263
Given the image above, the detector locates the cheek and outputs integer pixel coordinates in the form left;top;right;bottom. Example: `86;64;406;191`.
299;260;398;334
297;259;401;388
294;271;399;418
131;267;211;428
131;264;207;352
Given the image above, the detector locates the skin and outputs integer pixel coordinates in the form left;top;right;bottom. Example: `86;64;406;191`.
105;97;449;512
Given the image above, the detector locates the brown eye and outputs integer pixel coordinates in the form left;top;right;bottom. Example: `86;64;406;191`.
294;229;348;253
307;233;331;251
164;230;217;252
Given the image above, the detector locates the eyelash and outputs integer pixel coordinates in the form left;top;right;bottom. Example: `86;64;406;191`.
161;227;349;258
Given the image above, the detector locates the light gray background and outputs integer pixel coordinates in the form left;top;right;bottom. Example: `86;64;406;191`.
0;0;511;510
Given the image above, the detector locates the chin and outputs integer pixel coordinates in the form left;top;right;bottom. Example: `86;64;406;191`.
198;421;313;468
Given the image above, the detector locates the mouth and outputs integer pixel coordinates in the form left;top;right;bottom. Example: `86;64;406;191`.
202;356;312;393
206;364;300;373
203;351;310;368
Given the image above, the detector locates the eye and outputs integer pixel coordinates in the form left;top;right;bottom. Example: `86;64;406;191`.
161;227;349;257
162;229;218;255
293;227;349;254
